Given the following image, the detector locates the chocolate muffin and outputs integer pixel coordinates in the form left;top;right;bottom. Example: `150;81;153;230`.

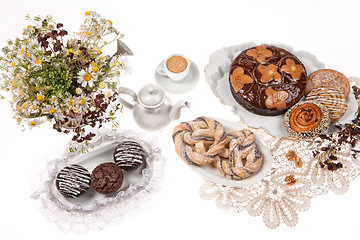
229;45;307;116
113;141;147;171
55;164;91;198
90;162;123;194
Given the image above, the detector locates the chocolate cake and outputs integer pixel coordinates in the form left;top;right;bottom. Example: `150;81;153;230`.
229;45;307;116
113;141;147;171
55;164;91;198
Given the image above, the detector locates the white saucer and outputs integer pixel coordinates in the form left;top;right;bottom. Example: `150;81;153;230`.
155;60;199;94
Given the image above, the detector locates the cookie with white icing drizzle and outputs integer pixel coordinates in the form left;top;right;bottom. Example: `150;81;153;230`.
55;164;91;198
113;141;147;171
305;86;347;123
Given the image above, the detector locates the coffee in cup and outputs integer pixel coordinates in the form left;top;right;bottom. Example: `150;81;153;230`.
156;54;191;82
166;55;188;73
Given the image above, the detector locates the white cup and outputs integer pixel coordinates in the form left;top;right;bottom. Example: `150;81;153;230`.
156;54;191;82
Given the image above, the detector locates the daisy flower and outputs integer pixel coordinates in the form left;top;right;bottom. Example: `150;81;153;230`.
76;94;90;113
27;118;43;128
77;69;95;88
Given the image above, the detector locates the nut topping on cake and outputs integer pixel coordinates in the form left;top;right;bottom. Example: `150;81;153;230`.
246;45;273;63
265;87;289;110
230;67;253;92
281;58;305;80
258;64;281;83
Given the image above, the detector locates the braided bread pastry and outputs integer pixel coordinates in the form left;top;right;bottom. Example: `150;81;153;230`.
172;117;228;165
214;130;263;180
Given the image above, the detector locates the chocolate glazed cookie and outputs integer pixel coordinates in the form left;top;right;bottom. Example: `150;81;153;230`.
91;162;123;194
55;164;91;198
229;45;307;116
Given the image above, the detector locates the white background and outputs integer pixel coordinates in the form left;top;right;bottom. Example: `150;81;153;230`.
0;0;360;239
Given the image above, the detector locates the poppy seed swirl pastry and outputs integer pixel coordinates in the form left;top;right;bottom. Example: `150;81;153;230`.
283;100;330;139
214;129;263;180
172;116;228;165
229;45;307;116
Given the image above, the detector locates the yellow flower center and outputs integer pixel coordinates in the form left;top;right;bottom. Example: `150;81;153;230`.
27;25;32;29
98;50;102;55
69;98;75;105
32;104;38;110
35;59;41;64
20;48;25;54
107;20;113;26
30;121;36;126
36;85;40;91
19;91;24;95
12;62;16;67
83;73;91;81
16;117;22;122
51;97;57;102
86;32;91;36
16;106;21;110
92;66;99;73
22;102;29;109
85;11;91;15
37;95;43;101
11;80;16;86
91;62;97;67
26;53;31;58
68;49;73;53
79;99;86;105
49;109;56;114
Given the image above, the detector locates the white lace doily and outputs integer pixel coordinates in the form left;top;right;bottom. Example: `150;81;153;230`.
31;128;166;234
198;77;360;229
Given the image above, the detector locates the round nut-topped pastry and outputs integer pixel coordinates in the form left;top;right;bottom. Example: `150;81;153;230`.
283;100;330;139
229;45;307;116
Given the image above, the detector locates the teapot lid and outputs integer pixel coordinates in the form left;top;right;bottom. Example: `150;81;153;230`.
138;84;164;108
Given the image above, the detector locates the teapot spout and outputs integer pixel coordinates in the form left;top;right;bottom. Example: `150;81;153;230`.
169;100;191;121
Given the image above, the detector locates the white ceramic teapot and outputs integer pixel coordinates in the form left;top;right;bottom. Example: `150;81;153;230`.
118;84;190;131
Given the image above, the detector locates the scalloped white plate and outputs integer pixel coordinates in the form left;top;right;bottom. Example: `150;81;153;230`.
204;43;358;137
187;118;273;188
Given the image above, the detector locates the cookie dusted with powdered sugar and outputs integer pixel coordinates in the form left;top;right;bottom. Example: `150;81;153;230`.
55;164;91;198
113;141;147;171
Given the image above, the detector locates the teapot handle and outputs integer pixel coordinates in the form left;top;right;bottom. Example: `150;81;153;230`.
118;87;137;109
